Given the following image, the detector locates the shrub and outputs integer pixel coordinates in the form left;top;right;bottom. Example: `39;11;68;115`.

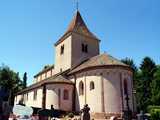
148;105;160;112
148;106;160;120
68;112;74;118
150;109;160;120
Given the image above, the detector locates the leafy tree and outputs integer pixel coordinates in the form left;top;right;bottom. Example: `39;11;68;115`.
0;65;23;105
151;66;160;105
23;72;27;88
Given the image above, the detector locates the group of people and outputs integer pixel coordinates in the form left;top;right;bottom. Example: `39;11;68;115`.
0;99;10;120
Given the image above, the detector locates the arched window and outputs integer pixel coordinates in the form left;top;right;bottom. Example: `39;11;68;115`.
63;89;69;100
90;81;95;90
124;79;128;95
79;81;84;95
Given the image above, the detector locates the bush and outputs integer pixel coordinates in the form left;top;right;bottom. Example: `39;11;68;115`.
150;109;160;120
148;105;160;112
68;112;74;118
148;106;160;120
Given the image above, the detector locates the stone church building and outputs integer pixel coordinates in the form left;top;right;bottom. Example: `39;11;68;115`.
15;11;134;118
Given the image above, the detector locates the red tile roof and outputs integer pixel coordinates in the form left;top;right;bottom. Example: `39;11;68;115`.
54;11;99;46
68;53;130;74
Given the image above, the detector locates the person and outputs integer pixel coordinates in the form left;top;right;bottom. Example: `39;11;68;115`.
51;105;55;118
2;102;10;120
81;104;90;120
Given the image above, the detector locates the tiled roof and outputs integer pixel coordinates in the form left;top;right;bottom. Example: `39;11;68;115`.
34;65;54;78
68;53;129;74
55;11;99;46
17;75;74;95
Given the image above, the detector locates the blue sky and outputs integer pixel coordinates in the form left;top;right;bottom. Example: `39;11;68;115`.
0;0;159;85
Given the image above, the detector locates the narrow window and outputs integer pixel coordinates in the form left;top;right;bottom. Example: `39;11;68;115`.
124;79;128;95
79;81;84;95
82;43;88;53
63;89;69;100
85;45;88;53
33;90;37;100
90;81;95;90
82;44;85;52
60;45;64;55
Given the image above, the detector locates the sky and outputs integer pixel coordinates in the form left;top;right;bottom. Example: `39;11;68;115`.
0;0;159;85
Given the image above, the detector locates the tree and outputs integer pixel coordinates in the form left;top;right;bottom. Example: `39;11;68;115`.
151;66;160;105
23;72;27;88
137;57;157;112
0;65;23;105
121;58;138;87
121;58;139;113
121;58;137;72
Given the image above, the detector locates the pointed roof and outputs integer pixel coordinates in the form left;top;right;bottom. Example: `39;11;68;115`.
55;11;99;46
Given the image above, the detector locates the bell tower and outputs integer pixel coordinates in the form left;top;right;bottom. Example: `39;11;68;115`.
54;11;100;73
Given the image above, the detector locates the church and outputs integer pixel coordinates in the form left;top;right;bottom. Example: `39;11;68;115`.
15;10;134;118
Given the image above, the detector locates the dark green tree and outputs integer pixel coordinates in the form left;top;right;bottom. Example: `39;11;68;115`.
121;57;138;72
121;58;138;113
151;66;160;105
137;57;157;112
121;57;138;82
23;72;27;88
0;65;23;105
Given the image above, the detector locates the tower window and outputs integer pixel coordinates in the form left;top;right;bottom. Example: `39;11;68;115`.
82;43;88;53
85;45;88;53
60;45;64;55
82;44;85;52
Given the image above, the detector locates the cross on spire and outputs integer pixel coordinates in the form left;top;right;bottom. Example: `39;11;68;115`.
75;0;79;11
